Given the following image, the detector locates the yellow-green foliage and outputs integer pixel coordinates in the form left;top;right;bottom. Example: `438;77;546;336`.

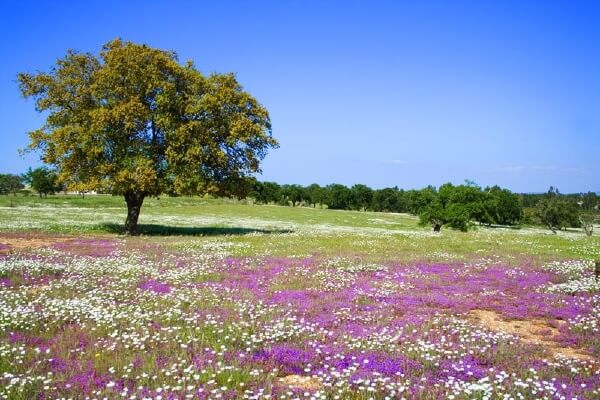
18;39;277;198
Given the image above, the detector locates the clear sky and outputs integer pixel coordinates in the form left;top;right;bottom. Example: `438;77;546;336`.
1;1;598;193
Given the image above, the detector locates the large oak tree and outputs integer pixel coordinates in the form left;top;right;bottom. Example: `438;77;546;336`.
18;39;278;234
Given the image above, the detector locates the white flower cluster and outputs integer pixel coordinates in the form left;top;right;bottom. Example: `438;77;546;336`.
540;259;600;294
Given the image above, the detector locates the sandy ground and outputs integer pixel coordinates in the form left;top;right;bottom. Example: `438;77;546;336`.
469;309;593;361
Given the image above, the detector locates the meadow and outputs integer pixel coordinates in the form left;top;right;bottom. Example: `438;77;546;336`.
0;195;598;399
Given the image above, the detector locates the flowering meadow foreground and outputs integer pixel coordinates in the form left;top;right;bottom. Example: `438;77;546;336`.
0;200;599;399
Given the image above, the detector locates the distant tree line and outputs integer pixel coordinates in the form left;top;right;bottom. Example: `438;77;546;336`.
522;187;599;236
248;179;598;233
248;180;526;231
0;167;61;197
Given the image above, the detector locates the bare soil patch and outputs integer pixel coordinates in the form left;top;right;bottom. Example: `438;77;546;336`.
468;309;593;361
0;233;72;253
278;375;322;391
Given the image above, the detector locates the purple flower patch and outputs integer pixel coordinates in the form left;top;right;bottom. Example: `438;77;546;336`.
0;277;12;287
252;344;317;375
138;279;172;294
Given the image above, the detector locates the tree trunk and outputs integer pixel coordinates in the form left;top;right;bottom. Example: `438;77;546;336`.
124;192;145;235
595;261;600;282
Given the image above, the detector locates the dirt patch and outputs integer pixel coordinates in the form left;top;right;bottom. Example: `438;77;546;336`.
468;309;593;361
278;375;322;391
0;234;72;253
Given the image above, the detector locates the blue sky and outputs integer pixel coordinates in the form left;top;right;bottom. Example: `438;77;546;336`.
1;1;598;193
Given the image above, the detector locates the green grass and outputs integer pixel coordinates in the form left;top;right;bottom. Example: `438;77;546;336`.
0;194;598;263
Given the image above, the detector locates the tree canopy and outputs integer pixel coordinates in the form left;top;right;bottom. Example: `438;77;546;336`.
0;174;24;195
535;188;581;233
18;39;278;234
22;167;61;197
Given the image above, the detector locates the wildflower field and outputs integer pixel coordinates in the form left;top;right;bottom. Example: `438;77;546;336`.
0;196;599;399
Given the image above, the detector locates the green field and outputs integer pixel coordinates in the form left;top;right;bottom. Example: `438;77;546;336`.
1;194;597;261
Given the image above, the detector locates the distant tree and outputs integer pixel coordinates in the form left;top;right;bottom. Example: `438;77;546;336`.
547;186;560;198
407;186;436;214
395;189;409;213
18;39;277;234
372;187;400;212
325;184;351;210
418;183;477;232
349;184;373;211
0;174;25;195
579;212;597;237
578;191;599;236
445;203;471;231
265;182;282;204
450;184;484;224
247;179;262;202
306;183;326;208
419;197;445;232
280;184;304;207
464;179;479;188
492;187;523;225
249;180;281;204
22;167;60;197
535;198;563;233
439;184;472;231
579;191;599;211
476;186;523;226
535;188;581;233
477;192;498;226
520;206;538;225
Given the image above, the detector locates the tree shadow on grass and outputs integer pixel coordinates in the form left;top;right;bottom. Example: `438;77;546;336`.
481;224;522;230
99;223;294;236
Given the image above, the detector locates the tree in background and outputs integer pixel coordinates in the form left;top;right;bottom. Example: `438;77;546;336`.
419;195;446;232
578;191;599;236
22;167;60;197
580;211;597;237
249;180;281;204
437;183;471;231
418;182;522;232
490;186;523;225
280;184;305;207
18;39;277;234
407;186;437;215
535;198;565;233
246;179;527;232
306;183;326;208
474;186;523;226
535;187;581;233
0;174;25;195
326;184;351;210
579;191;599;210
444;203;471;231
349;184;373;211
372;187;399;212
448;183;484;226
